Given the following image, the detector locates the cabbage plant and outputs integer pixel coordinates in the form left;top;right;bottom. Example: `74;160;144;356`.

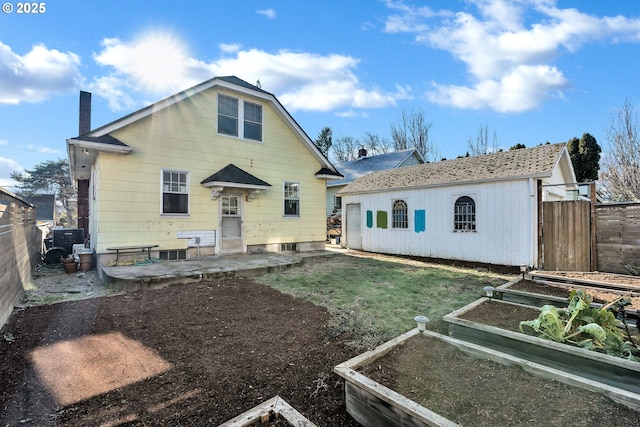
520;289;639;361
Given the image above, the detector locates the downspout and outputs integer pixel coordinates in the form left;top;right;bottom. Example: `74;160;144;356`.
528;178;535;269
537;179;543;269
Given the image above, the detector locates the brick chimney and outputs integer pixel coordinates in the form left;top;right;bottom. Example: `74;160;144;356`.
77;91;91;234
358;146;367;158
79;91;91;135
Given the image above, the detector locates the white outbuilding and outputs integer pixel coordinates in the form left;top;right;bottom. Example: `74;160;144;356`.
337;143;578;268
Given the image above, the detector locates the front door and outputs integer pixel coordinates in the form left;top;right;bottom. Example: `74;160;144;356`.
220;194;243;254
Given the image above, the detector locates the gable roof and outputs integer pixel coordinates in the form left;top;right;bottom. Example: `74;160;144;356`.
201;164;271;188
328;148;424;188
339;143;571;195
67;76;342;180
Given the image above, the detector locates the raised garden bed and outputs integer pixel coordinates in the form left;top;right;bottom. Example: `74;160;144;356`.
334;329;640;426
492;278;639;327
444;298;640;395
219;395;316;426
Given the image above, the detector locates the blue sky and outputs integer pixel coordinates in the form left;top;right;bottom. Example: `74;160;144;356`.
1;0;640;188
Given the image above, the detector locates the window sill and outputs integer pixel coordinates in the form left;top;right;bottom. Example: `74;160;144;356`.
217;132;264;144
161;213;191;218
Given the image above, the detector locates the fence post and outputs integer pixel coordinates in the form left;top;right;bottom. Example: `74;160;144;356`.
590;182;597;272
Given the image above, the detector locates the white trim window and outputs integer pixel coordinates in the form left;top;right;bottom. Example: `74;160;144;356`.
243;101;263;141
217;94;238;137
162;170;189;215
218;94;263;141
454;196;476;231
284;182;300;216
392;199;408;229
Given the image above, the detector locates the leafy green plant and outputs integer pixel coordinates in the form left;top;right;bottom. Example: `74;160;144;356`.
520;289;639;361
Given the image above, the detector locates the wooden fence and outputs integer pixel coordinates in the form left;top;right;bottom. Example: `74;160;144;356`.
596;202;640;274
0;189;41;329
543;201;592;272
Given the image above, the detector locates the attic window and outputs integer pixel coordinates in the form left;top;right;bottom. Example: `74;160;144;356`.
218;94;262;141
454;196;476;232
218;94;238;137
244;101;262;141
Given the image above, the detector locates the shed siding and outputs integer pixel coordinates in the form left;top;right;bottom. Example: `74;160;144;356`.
344;180;532;266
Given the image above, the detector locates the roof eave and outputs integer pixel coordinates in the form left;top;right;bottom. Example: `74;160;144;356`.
338;172;554;196
67;138;134;154
201;181;271;191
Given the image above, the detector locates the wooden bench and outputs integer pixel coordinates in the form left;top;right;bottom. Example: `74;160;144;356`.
106;245;159;262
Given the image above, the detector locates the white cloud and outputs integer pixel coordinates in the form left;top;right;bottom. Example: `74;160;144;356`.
385;0;640;113
257;9;276;19
0;157;23;188
0;41;83;104
27;144;60;155
91;33;406;113
219;43;241;54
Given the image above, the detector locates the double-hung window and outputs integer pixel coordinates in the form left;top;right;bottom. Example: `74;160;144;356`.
284;182;300;216
218;94;262;141
244;101;262;141
392;199;408;229
162;170;189;214
454;196;476;231
218;94;238;137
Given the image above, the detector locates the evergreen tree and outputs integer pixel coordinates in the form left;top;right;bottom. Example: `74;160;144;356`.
567;133;601;182
314;127;332;157
10;159;76;224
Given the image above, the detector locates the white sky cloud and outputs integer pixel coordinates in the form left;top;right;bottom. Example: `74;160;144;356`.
219;43;241;54
27;144;60;155
0;41;82;104
257;9;276;19
91;33;407;113
0;157;23;188
385;0;640;113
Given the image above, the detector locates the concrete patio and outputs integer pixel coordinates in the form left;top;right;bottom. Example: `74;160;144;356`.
101;248;343;291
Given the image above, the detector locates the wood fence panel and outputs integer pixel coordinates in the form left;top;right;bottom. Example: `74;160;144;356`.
543;201;591;272
0;190;40;329
596;203;640;274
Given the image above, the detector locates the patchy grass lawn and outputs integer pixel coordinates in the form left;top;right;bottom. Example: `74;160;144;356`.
256;253;514;349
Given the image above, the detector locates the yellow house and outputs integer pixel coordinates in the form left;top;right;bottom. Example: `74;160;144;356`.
67;76;342;273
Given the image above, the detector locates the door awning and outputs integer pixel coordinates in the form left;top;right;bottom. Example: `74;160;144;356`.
200;164;271;201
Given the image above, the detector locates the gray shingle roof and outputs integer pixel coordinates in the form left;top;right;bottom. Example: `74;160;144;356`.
329;148;422;187
338;143;567;195
201;164;271;187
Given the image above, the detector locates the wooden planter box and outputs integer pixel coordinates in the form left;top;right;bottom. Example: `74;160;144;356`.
495;278;570;307
334;329;640;427
219;395;316;426
444;298;640;395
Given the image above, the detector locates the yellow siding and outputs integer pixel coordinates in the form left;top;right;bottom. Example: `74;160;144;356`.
93;87;327;253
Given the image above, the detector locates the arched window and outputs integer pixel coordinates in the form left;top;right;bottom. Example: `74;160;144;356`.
392;199;408;229
454;196;476;231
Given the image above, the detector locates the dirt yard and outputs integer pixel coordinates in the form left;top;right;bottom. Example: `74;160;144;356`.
3;258;639;426
1;277;359;426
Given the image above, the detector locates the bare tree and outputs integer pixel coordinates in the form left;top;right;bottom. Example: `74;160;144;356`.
390;108;439;161
362;132;392;156
467;123;499;156
331;135;360;162
601;100;640;201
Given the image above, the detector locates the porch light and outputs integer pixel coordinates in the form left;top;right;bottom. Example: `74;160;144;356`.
483;286;495;298
414;315;429;331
